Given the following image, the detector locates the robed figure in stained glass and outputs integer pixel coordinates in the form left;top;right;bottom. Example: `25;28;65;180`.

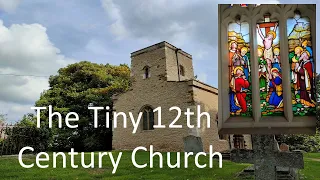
273;48;281;72
258;48;268;91
268;68;283;108
231;67;250;112
229;41;239;80
229;41;242;113
291;47;302;92
241;47;250;80
294;50;315;107
302;40;314;70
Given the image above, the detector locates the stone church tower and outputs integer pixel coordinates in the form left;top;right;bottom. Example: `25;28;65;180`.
113;41;251;152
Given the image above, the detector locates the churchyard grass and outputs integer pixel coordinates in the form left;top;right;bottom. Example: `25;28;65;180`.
0;151;249;180
300;153;320;180
1;152;319;179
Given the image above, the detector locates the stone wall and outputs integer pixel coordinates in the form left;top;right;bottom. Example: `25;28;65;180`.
113;80;194;152
191;80;230;152
113;42;195;152
165;43;194;81
113;41;251;152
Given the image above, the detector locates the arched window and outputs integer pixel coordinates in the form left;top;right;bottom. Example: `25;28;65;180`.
228;20;252;117
143;66;150;79
256;14;283;116
287;10;316;116
179;65;185;76
141;106;154;130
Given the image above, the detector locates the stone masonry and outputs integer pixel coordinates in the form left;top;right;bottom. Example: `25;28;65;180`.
113;41;249;152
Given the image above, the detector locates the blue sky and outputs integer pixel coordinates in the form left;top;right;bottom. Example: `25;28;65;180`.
0;0;318;123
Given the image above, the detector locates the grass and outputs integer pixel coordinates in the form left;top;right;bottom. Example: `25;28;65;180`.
0;151;249;180
1;152;319;180
300;153;320;180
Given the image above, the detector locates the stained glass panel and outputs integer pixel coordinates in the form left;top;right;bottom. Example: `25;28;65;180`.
228;22;252;116
256;21;284;116
287;15;316;116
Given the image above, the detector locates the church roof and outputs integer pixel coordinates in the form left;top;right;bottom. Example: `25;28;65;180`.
131;41;192;58
190;79;218;95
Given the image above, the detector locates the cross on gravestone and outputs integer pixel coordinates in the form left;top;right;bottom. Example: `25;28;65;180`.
231;135;304;180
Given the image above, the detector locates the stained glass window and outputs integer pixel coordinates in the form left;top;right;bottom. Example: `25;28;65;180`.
228;22;252;116
287;14;316;116
256;20;284;116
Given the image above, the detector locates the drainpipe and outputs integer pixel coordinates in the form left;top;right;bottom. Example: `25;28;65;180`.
175;48;181;81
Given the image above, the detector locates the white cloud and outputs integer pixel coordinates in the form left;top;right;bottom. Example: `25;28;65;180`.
101;0;121;20
0;102;34;124
101;0;281;44
0;21;71;75
101;0;129;39
101;0;200;42
0;20;74;123
0;0;21;13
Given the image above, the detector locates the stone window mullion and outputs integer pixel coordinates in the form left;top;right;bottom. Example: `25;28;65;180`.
250;16;261;122
279;13;293;122
218;20;231;125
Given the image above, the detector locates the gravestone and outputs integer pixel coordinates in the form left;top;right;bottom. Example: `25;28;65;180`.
280;143;290;152
231;135;303;180
183;135;204;153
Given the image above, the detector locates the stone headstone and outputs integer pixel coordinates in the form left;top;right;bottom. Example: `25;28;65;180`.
279;143;290;152
188;127;200;137
183;135;204;153
231;135;304;180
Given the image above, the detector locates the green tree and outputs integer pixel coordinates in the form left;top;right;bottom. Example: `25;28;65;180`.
35;61;130;151
0;114;51;155
276;131;320;152
0;114;7;125
17;113;37;127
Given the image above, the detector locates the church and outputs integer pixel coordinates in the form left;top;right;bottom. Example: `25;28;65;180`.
112;41;251;152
